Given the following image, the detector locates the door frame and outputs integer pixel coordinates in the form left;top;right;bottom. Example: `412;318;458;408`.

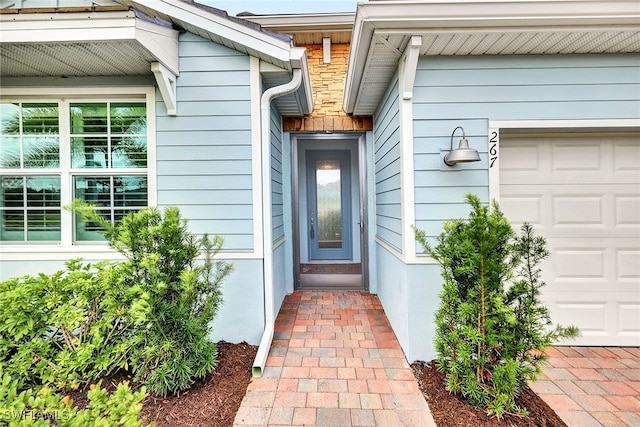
291;133;369;290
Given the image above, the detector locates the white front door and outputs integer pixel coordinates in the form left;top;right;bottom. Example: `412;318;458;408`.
500;133;640;346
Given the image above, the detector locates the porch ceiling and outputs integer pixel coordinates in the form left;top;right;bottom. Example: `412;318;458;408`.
2;40;159;77
345;0;640;115
0;9;179;78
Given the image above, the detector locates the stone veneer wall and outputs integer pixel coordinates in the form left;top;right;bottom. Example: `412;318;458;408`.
283;43;373;131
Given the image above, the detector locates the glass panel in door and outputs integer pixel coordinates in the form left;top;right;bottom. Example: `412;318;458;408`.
307;150;352;260
316;159;342;249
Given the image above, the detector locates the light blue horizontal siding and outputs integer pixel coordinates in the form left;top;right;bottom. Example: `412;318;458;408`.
180;56;250;72
156;130;251;145
175;71;249;87
157;160;252;175
158;190;252;204
156;116;250;131
412;54;640;243
175;86;251;102
157;175;251;190
373;79;403;252
177;34;246;57
270;102;285;243
413;101;638;121
156;32;254;251
157;145;251;160
414;84;638;104
172;100;251;116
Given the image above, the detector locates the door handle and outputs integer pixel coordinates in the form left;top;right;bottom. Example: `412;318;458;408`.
310;210;315;239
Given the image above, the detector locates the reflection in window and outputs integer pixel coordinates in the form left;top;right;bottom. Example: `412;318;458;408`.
70;103;108;134
71;103;147;168
0;175;61;241
0;99;148;243
73;176;147;241
0;103;60;169
316;160;342;249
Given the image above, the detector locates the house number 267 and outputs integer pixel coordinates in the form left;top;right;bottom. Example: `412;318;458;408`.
489;131;498;168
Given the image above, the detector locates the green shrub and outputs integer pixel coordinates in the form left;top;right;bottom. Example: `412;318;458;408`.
72;202;233;397
0;368;148;426
0;260;148;390
414;194;578;418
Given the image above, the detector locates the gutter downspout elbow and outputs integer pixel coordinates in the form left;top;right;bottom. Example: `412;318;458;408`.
252;68;303;378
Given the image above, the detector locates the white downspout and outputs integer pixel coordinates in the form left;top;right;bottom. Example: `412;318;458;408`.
252;68;303;377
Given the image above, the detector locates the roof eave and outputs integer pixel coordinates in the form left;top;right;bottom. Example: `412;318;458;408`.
116;0;294;65
240;12;355;33
115;0;313;115
344;0;640;115
0;10;179;77
290;47;314;115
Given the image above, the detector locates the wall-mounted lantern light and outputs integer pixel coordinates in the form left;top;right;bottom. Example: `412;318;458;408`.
444;126;481;166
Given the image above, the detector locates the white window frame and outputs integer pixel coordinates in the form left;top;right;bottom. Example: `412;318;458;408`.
0;86;156;259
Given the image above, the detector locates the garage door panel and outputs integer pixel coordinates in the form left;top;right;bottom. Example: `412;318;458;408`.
543;297;640;346
618;250;640;280
553;195;605;227
619;303;640;336
552;142;601;172
616;195;640;226
502;174;640;185
541;278;640;295
501;134;640;347
614;141;640;172
548;301;607;335
553;249;606;279
499;194;543;225
500;143;542;171
502;190;640;237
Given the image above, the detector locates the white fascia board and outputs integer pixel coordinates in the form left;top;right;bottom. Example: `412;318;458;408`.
343;5;374;114
0;11;138;43
121;0;294;64
344;0;640;114
356;1;640;29
136;18;180;75
242;12;355;32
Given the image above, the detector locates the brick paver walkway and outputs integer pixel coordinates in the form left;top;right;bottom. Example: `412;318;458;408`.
233;291;436;426
533;346;640;426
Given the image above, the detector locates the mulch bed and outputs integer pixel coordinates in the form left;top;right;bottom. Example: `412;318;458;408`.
140;341;257;427
66;341;257;427
411;360;567;427
68;343;566;426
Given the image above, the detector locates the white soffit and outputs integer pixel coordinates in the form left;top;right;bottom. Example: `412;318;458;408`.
345;0;640;115
0;10;179;77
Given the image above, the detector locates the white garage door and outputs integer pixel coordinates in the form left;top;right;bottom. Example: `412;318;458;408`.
500;134;640;346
